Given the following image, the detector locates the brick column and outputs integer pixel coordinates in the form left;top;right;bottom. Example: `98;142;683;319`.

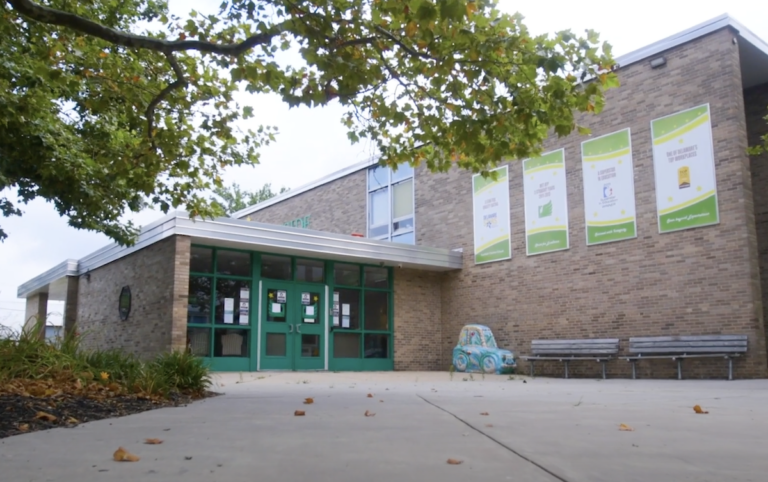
23;292;48;339
63;276;79;337
171;235;191;352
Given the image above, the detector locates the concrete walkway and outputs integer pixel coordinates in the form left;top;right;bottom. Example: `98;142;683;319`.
2;371;768;482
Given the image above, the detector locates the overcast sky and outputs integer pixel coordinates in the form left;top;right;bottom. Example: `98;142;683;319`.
1;1;767;330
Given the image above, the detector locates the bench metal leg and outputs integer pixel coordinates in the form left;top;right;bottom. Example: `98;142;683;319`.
631;360;637;380
728;357;733;381
601;361;607;380
677;358;682;380
530;360;535;377
564;360;569;379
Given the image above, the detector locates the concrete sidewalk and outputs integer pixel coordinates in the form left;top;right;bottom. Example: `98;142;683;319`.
2;372;767;482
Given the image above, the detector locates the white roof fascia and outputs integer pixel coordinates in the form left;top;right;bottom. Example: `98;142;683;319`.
17;259;79;298
19;211;462;299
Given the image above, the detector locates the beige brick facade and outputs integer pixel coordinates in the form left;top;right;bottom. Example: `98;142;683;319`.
393;269;443;371
245;169;367;236
76;236;190;359
245;27;768;378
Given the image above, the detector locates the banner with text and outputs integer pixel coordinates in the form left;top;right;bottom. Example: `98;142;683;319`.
651;104;719;233
523;149;569;255
581;128;637;245
472;166;512;264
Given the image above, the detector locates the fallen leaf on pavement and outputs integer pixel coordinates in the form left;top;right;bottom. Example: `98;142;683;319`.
364;410;375;417
367;393;373;398
18;423;29;432
144;438;163;445
304;398;314;404
294;410;306;416
34;411;57;422
447;458;463;465
693;405;709;414
379;400;384;403
480;412;489;416
485;424;493;428
113;447;140;462
619;423;634;431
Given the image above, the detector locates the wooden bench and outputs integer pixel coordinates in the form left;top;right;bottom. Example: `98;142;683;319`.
623;335;748;380
521;339;620;379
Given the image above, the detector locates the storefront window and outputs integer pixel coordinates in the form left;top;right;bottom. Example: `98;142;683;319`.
336;289;360;330
188;246;253;361
214;328;248;357
214;279;250;325
364;291;388;331
334;333;361;358
296;259;325;283
261;254;292;280
216;249;251;277
187;276;212;324
364;267;388;289
334;263;360;286
190;247;213;273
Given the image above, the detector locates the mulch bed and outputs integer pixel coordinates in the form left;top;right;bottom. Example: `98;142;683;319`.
0;391;214;439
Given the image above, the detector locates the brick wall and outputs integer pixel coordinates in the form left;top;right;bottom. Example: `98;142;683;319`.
422;28;768;378
243;169;367;236
746;83;768;366
228;28;768;378
76;236;190;359
393;269;443;370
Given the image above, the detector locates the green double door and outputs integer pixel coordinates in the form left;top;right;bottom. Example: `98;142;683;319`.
260;282;325;370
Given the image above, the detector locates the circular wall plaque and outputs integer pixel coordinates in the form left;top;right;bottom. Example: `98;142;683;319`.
119;286;131;321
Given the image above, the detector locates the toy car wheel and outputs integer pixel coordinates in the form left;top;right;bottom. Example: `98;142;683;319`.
481;356;497;374
454;353;469;372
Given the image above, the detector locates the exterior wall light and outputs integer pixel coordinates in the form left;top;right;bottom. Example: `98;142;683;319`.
650;57;667;69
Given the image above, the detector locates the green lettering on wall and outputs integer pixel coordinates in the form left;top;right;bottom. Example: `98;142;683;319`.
284;215;311;229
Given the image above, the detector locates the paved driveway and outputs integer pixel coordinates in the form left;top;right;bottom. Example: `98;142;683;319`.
2;372;767;482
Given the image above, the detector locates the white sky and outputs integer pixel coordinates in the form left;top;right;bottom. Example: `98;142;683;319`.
1;1;767;330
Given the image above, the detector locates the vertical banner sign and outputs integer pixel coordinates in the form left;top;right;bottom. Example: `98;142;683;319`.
523;149;569;255
581;129;638;245
472;165;511;264
651;104;719;233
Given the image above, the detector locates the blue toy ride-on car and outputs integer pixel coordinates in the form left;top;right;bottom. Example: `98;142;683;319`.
452;324;516;374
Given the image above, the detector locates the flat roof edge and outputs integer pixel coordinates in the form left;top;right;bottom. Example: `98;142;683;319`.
17;259;79;298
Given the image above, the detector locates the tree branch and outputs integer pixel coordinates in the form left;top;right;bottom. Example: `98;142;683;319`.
373;25;438;61
145;52;187;148
8;0;291;55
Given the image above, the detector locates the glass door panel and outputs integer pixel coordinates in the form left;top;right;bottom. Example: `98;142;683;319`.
260;283;293;370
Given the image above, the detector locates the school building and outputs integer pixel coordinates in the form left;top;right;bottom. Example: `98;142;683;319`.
18;14;768;378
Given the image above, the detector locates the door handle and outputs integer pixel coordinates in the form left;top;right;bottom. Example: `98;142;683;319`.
296;324;302;334
288;324;294;333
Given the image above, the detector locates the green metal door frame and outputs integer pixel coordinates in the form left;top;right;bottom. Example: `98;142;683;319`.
258;280;328;370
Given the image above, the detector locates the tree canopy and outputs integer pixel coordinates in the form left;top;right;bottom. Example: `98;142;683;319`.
213;182;289;215
0;0;618;245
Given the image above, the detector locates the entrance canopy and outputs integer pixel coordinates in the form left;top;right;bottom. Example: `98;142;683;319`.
18;211;463;300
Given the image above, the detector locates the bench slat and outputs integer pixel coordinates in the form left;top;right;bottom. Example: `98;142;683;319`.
629;335;747;343
532;348;619;354
630;341;746;349
532;339;619;345
629;346;747;354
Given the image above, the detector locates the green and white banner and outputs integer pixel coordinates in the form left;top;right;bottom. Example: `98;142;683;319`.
523;149;569;255
581;128;637;245
651;104;719;233
472;165;511;264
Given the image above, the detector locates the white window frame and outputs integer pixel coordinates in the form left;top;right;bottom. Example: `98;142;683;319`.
366;165;415;243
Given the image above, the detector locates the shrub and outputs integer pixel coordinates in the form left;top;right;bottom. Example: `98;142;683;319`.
0;319;211;399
